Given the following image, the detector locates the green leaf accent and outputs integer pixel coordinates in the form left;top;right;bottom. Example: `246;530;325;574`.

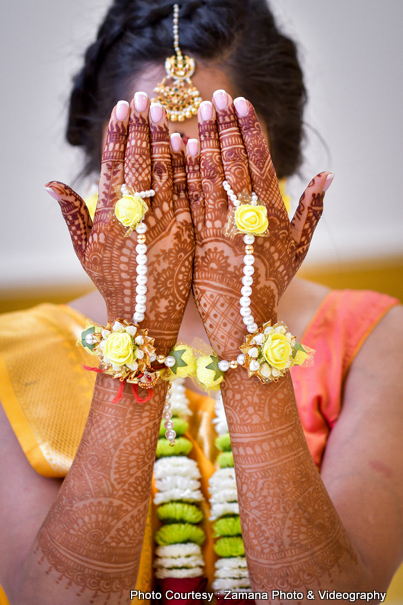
168;347;188;375
292;342;306;358
81;326;96;351
205;356;223;381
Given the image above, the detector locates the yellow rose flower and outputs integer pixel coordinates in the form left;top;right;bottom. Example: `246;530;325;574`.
294;348;309;366
104;331;135;366
235;204;268;235
84;191;98;221
115;194;146;228
169;344;197;378
261;333;292;370
196;355;224;391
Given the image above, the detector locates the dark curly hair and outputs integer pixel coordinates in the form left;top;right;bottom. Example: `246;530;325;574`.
66;0;307;180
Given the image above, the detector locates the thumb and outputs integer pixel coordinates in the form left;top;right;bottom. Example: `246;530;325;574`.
290;172;334;261
45;181;92;263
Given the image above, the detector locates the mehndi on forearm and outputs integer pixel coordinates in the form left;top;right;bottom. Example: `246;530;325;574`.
20;373;167;604
221;369;366;594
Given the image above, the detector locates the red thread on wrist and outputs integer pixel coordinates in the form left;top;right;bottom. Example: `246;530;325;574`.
131;384;154;404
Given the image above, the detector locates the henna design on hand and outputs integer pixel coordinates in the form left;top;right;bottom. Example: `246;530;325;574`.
187;95;330;358
48;100;194;354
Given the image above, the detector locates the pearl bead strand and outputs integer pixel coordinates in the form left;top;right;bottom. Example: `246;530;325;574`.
127;186;154;325
133;222;148;324
222;180;259;336
162;383;176;446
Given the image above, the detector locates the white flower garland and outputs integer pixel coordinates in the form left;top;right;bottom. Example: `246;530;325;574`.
153;379;206;579
209;391;251;592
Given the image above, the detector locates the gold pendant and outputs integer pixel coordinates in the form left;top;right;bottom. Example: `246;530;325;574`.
153;54;202;122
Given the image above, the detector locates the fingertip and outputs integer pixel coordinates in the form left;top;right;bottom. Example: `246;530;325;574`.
234;97;249;118
186;139;200;158
322;172;335;192
171;132;184;153
134;91;149;113
44;184;61;201
116;100;130;121
198;100;214;122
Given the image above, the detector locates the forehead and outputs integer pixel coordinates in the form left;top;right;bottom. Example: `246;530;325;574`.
127;62;239;138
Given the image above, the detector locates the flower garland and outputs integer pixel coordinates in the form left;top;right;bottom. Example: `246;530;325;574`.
210;392;251;593
153;379;206;581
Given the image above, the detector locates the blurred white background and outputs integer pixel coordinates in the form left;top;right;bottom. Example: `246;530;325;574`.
0;0;402;292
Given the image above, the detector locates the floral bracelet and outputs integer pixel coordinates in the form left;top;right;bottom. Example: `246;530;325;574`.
79;318;313;403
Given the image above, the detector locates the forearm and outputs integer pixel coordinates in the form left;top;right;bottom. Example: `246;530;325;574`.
18;372;167;605
221;369;371;598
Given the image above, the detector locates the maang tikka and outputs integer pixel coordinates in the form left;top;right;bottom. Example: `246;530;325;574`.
152;3;202;121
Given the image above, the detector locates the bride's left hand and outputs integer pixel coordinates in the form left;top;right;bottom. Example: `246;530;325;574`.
186;90;333;359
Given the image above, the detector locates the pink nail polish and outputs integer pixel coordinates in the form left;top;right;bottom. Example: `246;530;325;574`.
150;102;163;123
44;186;61;201
187;139;199;157
200;101;213;121
234;97;249;117
116;100;129;121
213;89;228;110
134;91;148;112
323;173;335;192
171;133;182;152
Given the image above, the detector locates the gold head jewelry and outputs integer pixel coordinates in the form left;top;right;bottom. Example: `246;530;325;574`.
152;3;202;122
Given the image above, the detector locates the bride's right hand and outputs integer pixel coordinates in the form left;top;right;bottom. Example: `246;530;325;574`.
45;95;194;352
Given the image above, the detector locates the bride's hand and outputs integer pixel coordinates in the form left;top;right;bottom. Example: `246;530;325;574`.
45;95;194;352
186;90;333;358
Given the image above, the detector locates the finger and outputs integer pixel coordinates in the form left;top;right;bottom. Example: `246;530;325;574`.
125;91;151;193
97;100;130;226
234;98;288;222
170;133;188;216
212;89;251;197
149;102;173;214
198;99;227;227
45;181;91;263
185;138;205;233
291;172;334;263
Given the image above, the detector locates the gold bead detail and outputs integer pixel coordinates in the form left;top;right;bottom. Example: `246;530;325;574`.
245;245;254;254
230;360;238;369
137;234;146;244
157;355;166;364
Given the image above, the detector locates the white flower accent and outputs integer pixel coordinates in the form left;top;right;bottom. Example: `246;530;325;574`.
155;543;202;558
212;391;229;435
112;321;125;331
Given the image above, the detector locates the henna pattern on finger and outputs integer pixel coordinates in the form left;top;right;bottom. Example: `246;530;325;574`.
47;181;92;263
125;111;150;192
216;103;251;195
199;118;227;225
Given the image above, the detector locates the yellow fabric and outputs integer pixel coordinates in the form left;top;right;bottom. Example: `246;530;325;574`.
0;304;219;603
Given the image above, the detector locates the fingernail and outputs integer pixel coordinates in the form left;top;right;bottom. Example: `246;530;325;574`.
134;91;148;113
187;138;199;157
150;102;163;123
322;173;335;192
44;185;61;201
116;100;129;121
234;97;249;117
171;133;182;152
200;100;213;121
213;89;228;110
